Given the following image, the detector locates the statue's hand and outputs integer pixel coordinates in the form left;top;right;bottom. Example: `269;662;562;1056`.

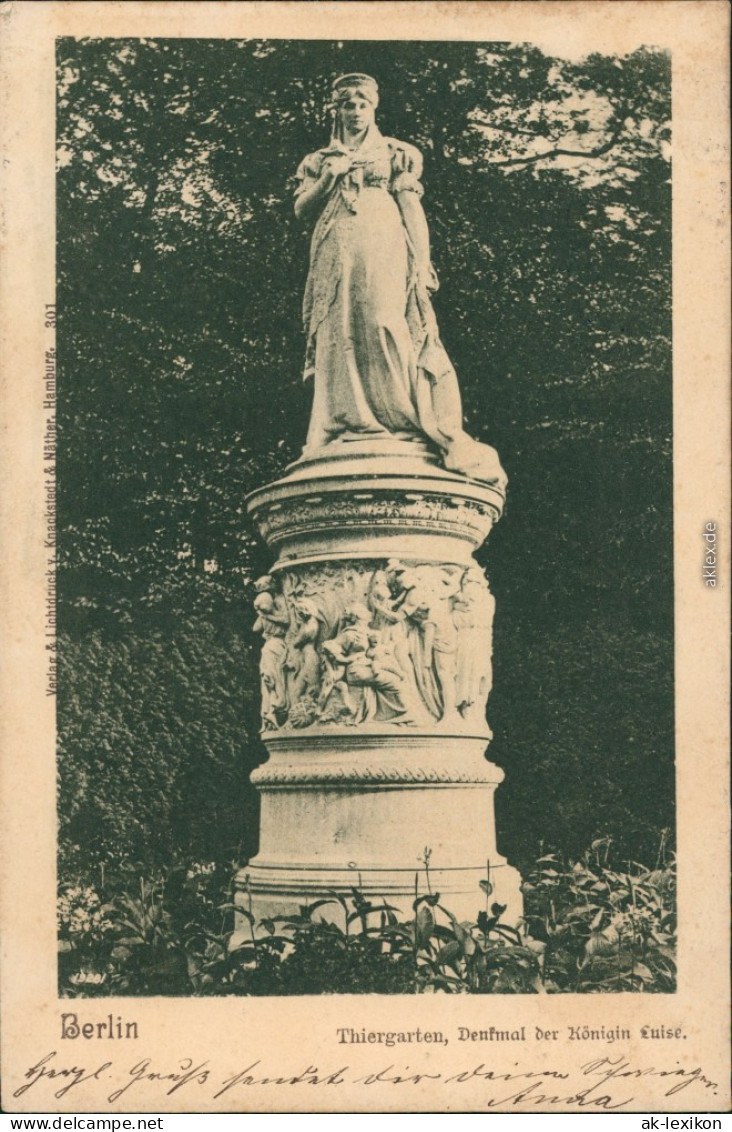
321;153;353;181
418;264;439;293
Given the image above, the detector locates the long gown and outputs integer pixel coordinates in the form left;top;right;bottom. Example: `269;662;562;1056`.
294;130;506;486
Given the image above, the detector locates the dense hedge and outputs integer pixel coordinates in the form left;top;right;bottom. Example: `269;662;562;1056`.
58;618;262;875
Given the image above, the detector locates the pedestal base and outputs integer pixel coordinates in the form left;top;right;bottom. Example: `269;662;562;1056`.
242;447;522;943
235;861;522;929
235;730;522;928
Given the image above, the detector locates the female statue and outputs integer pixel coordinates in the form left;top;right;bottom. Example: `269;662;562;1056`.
285;597;325;704
252;575;290;729
294;73;505;486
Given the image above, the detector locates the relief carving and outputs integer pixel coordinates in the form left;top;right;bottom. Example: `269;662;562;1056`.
252;560;496;733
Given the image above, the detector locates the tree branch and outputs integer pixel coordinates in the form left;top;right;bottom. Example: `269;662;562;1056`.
474;116;553;140
489;132;621;169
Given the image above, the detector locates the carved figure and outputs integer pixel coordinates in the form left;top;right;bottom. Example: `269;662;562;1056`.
255;560;496;733
285;597;325;706
319;603;373;720
294;73;506;486
453;567;496;726
365;631;422;725
252;574;290;730
368;569;412;675
320;603;415;724
386;560;462;722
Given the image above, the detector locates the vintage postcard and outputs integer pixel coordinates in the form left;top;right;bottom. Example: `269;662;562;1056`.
1;0;729;1116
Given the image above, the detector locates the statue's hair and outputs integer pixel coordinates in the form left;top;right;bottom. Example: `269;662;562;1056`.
331;72;379;107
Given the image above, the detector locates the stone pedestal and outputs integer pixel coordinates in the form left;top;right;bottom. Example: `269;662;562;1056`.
235;438;521;924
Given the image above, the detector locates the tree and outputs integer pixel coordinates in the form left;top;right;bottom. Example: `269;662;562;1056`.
56;39;673;871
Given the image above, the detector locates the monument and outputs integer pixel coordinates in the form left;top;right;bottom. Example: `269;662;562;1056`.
236;74;522;923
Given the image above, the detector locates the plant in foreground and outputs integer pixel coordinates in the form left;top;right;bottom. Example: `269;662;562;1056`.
521;835;676;992
58;840;676;996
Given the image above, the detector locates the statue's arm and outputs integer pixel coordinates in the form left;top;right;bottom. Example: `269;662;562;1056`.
391;144;439;291
395;190;434;285
294;151;351;222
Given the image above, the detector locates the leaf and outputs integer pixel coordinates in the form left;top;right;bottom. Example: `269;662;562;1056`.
346;904;384;926
228;943;258;962
492;923;523;945
585;925;620;959
477;910;498;934
436;940;462;967
415;902;436;949
454;923;476;958
590;908;605;930
323;890;350;913
302;898;338;917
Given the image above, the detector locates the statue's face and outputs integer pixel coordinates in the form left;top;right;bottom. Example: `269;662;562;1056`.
339;94;375;137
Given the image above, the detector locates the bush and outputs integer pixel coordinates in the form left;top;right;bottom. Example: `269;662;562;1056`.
521;834;676;992
58;840;675;996
57;618;262;878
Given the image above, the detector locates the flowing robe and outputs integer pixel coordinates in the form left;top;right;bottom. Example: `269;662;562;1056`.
295;133;465;457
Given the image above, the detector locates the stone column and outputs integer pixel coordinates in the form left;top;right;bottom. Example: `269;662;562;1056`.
235;438;522;924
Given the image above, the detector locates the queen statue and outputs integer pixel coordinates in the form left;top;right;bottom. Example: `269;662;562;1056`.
293;73;506;487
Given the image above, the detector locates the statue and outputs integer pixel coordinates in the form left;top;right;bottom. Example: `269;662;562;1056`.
252;575;290;730
453;567;496;726
294;73;506;487
319;603;415;724
242;74;521;926
285;597;325;706
386;560;463;723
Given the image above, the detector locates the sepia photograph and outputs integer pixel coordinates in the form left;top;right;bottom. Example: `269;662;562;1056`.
1;0;729;1116
55;36;675;999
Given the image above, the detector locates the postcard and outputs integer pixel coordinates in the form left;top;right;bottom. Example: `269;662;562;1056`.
1;0;729;1115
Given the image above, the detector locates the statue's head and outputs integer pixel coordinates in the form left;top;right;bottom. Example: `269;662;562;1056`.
294;597;323;622
343;601;372;626
331;73;379;142
254;574;274;593
253;591;274;613
385;558;407;591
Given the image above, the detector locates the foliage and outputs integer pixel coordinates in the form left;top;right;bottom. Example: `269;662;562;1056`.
492;619;674;869
56;39;672;624
58;843;675;997
56;39;674;869
57;618;262;876
521;835;676;992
